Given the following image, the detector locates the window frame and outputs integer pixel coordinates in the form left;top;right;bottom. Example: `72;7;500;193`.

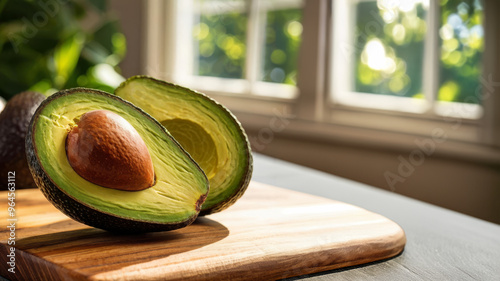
143;0;500;163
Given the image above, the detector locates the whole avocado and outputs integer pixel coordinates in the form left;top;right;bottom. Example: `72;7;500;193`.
0;91;45;189
0;97;5;113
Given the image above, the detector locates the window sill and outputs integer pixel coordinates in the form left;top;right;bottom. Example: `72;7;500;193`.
203;94;500;165
325;103;482;144
175;76;299;99
158;77;498;165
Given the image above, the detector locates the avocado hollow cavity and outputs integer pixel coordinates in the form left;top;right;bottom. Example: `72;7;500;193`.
26;88;209;233
66;110;155;191
160;119;218;179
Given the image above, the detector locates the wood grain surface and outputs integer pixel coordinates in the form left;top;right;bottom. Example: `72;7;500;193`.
0;181;406;281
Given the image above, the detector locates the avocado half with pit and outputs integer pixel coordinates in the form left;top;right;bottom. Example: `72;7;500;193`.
115;76;252;215
26;88;209;232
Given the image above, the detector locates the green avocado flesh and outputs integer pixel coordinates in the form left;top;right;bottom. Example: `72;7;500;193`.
115;76;252;214
161;119;218;179
27;89;208;230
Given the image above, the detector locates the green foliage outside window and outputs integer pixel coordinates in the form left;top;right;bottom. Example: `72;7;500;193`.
438;0;483;104
195;11;248;79
354;1;426;99
262;8;302;85
353;0;484;104
193;2;303;86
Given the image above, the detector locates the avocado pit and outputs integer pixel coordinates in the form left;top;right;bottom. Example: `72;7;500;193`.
65;110;155;191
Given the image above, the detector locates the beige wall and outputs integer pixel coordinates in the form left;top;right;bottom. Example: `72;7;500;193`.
243;126;500;224
109;0;145;78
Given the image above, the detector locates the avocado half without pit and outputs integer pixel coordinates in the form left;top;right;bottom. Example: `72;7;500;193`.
26;88;209;233
115;76;253;215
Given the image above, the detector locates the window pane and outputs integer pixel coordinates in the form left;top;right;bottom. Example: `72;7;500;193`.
261;8;303;85
354;1;428;98
193;0;247;79
438;0;484;104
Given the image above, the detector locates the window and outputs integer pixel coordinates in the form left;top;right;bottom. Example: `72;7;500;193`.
162;0;303;99
332;0;484;119
145;0;499;156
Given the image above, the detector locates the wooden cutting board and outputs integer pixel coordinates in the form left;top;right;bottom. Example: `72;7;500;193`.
0;181;406;281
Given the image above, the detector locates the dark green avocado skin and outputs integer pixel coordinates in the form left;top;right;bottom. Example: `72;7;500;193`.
199;154;252;216
25;88;205;233
0;91;45;190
